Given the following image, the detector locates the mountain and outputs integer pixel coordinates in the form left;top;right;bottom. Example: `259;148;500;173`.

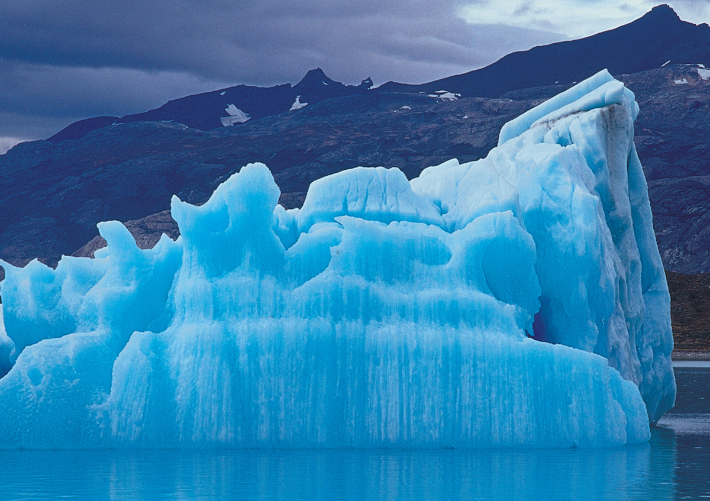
48;69;373;142
48;4;710;145
3;5;710;277
379;4;710;97
48;116;120;143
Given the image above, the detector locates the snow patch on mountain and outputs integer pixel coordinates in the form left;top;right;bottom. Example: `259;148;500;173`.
290;96;308;111
220;104;251;126
428;91;460;101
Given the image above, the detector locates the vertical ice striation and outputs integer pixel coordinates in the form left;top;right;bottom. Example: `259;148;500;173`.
0;70;673;448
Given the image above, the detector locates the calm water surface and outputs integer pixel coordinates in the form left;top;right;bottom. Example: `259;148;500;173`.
0;363;707;501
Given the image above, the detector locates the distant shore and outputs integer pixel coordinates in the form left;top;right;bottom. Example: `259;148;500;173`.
672;350;710;361
665;271;710;354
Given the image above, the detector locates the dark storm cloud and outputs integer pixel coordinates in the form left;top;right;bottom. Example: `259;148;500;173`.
0;0;561;84
0;60;233;142
0;60;230;118
0;0;562;144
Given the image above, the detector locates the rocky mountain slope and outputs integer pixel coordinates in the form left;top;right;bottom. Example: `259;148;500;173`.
48;69;373;143
666;271;710;351
1;6;710;278
620;66;710;273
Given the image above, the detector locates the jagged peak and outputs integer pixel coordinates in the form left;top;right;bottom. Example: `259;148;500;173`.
295;68;339;88
359;77;374;89
650;4;678;16
642;4;682;23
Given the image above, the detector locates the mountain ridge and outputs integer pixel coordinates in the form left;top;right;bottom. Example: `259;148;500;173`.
378;4;710;97
43;4;710;144
48;69;374;143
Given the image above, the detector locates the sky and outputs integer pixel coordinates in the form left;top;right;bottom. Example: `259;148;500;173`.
1;0;709;154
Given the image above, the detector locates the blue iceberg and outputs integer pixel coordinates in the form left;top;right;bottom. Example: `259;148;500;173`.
0;70;674;448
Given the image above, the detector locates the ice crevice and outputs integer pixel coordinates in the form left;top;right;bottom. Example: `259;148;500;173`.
0;70;674;448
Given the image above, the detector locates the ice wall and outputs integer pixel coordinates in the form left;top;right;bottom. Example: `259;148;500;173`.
0;307;12;379
0;70;674;448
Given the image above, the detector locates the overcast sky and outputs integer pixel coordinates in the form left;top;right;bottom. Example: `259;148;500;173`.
1;0;709;153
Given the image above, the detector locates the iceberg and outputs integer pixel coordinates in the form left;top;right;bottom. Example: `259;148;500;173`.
0;70;674;448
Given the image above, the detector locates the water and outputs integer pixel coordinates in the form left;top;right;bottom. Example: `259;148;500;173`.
0;363;707;501
656;361;710;501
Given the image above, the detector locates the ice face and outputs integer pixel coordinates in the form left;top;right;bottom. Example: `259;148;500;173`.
0;307;13;378
0;70;674;448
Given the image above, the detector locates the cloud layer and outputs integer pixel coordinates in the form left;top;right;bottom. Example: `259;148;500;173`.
1;0;708;147
0;0;564;143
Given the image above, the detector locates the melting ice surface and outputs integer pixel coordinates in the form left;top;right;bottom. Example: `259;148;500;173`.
0;70;675;449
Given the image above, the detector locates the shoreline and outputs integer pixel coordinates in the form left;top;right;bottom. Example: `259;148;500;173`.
672;350;710;361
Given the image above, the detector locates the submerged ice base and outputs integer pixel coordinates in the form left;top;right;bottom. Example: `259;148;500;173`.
0;70;674;448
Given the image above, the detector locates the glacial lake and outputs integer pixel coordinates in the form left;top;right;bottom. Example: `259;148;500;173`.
0;362;707;501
